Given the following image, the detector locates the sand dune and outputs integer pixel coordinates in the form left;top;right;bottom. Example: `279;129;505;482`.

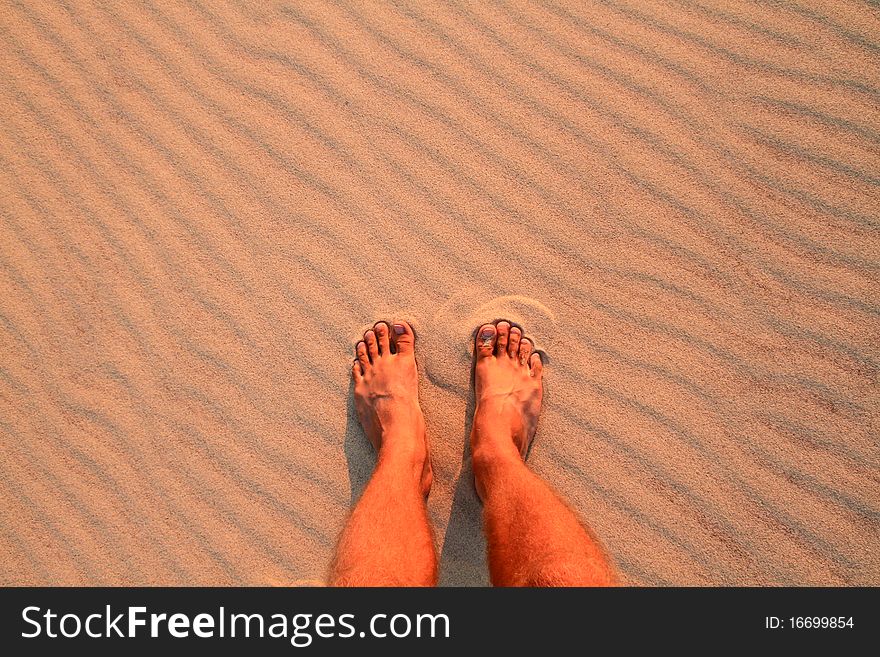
0;0;877;585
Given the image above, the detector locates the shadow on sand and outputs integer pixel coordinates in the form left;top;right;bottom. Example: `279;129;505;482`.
343;379;373;505
438;352;489;586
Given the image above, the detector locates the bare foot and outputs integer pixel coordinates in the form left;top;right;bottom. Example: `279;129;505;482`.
351;321;432;496
471;320;544;473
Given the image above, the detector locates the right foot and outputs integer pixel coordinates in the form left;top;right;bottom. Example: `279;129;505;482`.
351;321;432;496
470;321;544;472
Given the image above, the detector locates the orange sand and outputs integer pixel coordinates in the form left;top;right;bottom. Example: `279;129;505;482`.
0;0;877;585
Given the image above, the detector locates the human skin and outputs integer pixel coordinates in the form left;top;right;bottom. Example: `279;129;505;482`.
330;320;436;586
329;319;615;587
471;320;616;586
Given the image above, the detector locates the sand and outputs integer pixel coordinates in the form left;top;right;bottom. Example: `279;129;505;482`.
0;0;877;586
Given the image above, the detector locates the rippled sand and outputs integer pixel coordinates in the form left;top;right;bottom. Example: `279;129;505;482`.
0;0;877;585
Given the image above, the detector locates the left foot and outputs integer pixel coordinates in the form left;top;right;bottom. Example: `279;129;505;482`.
351;321;432;496
470;320;544;498
473;321;543;450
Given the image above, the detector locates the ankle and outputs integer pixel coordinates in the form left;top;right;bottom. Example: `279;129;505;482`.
471;403;526;453
471;443;523;500
377;432;427;478
473;396;526;437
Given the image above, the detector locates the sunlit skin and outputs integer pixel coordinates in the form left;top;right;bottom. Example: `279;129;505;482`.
329;319;616;587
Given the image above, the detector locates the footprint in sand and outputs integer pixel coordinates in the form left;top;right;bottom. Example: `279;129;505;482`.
421;287;557;395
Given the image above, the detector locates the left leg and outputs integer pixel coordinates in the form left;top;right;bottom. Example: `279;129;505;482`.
329;321;436;586
471;321;616;586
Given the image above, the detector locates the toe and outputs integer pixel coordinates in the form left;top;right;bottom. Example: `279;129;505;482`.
495;321;510;356
356;340;370;370
374;322;391;355
391;320;415;356
508;326;522;358
352;359;363;382
518;338;533;365
530;352;543;378
475;323;497;359
364;329;379;360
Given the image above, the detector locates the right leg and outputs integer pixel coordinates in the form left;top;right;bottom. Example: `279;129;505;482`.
329;321;436;586
471;321;616;587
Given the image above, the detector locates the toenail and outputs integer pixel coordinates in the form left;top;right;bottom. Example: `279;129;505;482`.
480;327;494;338
393;324;406;335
